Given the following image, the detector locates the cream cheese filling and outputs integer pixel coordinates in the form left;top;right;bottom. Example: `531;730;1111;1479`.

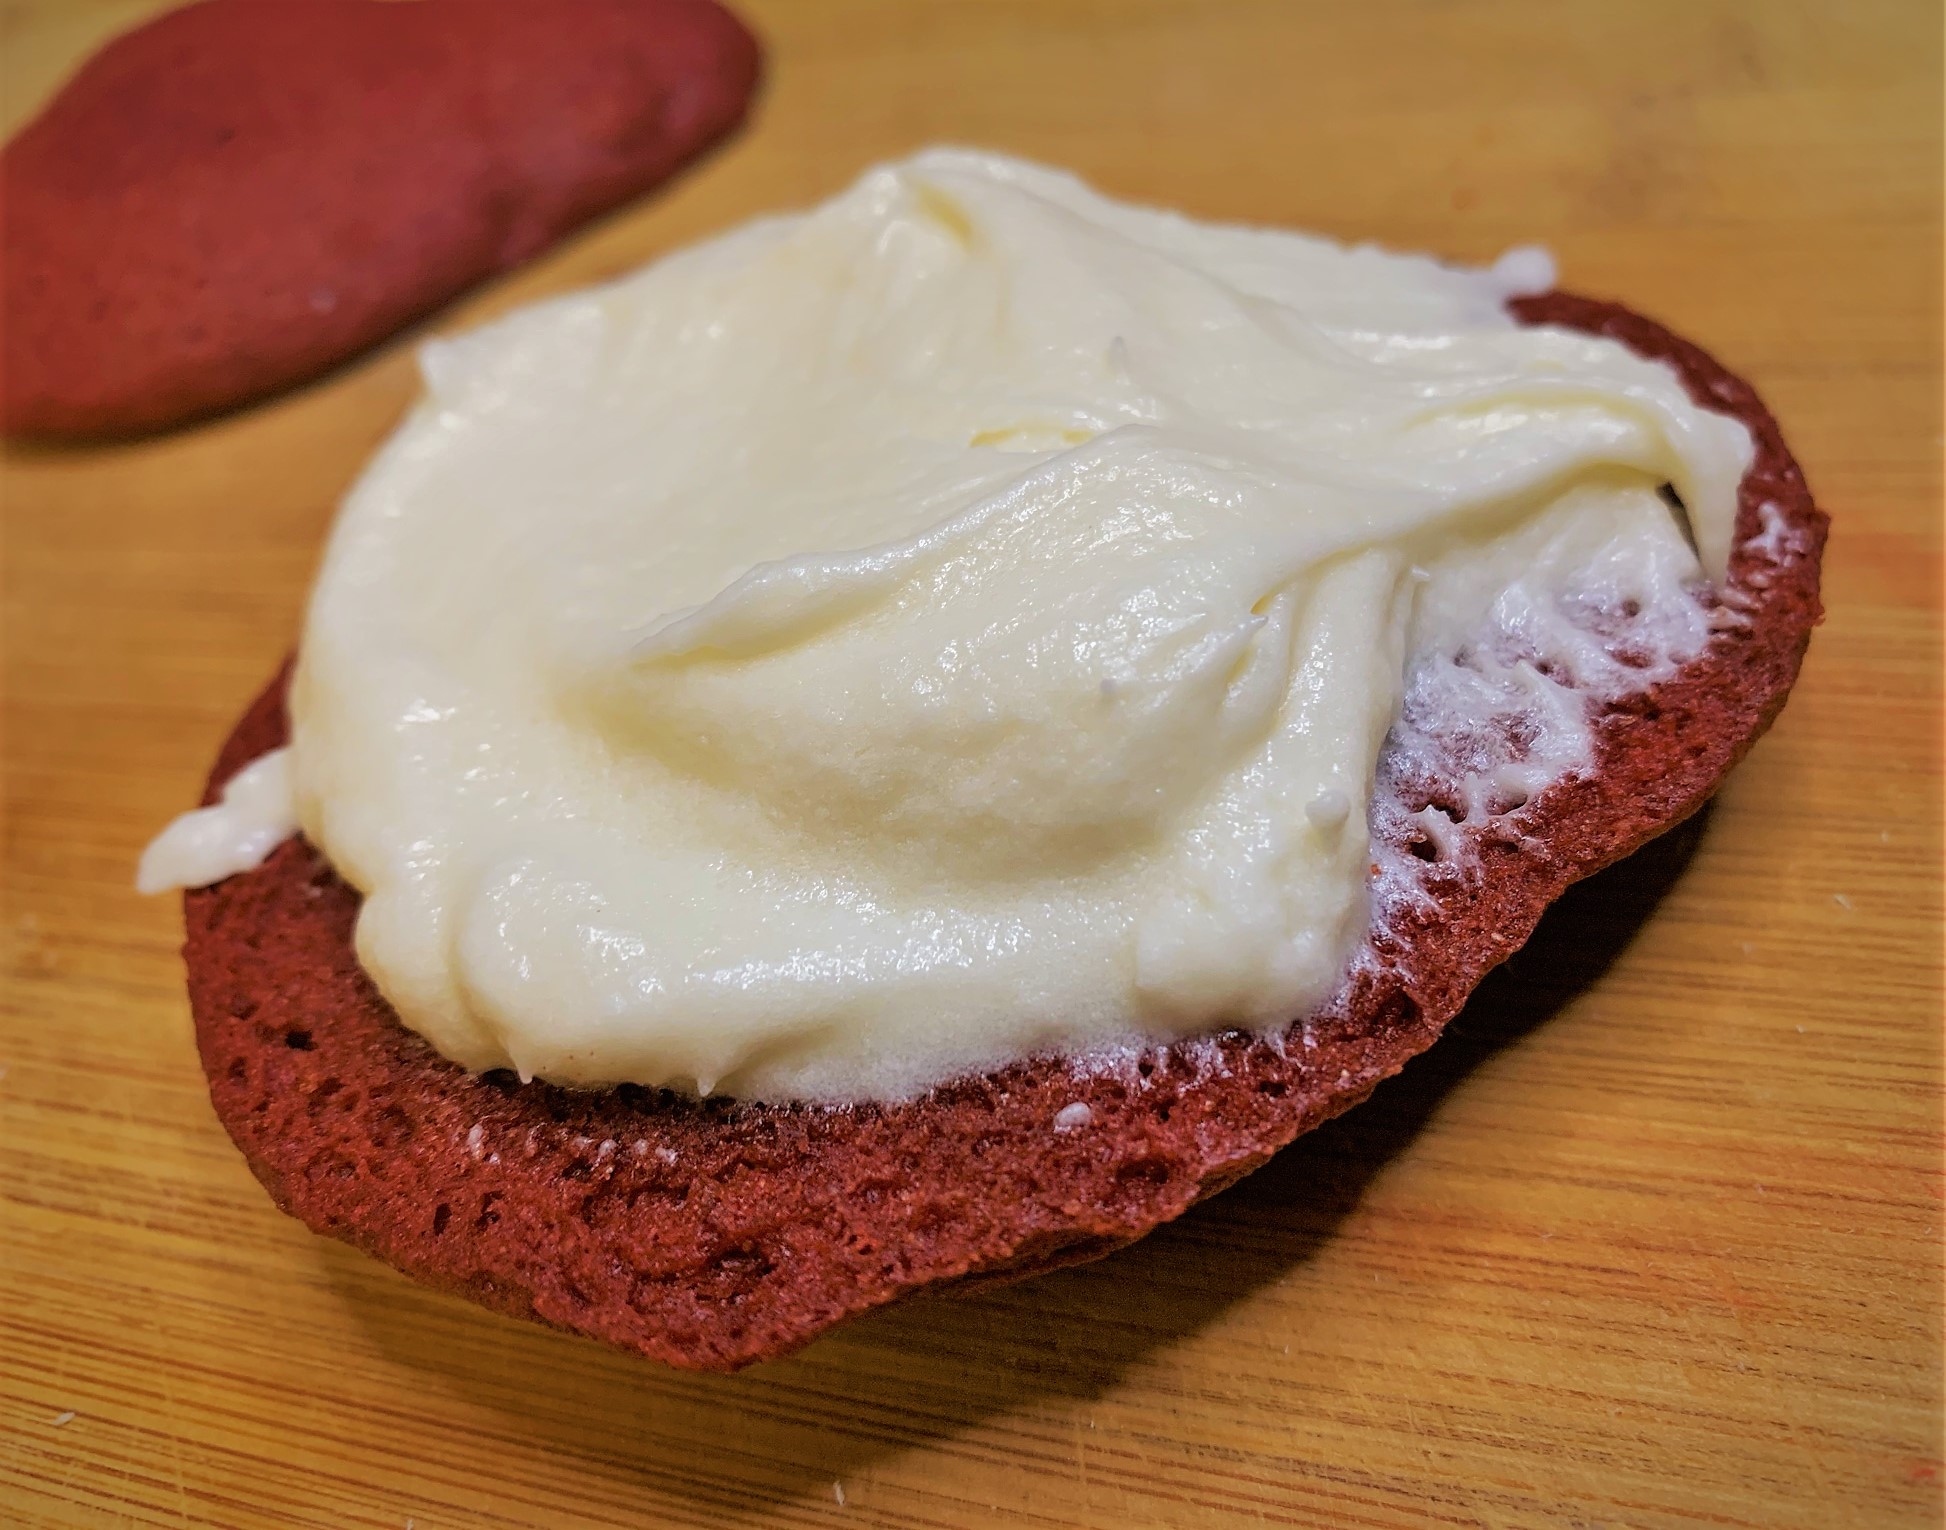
141;150;1750;1103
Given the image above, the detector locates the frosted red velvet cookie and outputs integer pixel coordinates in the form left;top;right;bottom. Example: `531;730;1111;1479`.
175;294;1824;1371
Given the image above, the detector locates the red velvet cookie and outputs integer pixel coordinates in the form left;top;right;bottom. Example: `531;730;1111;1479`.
178;296;1825;1370
2;0;760;438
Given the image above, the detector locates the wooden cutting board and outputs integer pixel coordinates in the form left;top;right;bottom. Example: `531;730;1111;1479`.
3;3;1939;1526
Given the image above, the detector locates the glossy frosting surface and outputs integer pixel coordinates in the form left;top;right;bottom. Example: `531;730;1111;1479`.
172;151;1749;1100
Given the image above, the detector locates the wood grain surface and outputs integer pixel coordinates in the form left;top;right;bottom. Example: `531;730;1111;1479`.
3;2;1940;1526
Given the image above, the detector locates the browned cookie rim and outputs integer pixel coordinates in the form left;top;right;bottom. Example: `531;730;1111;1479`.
182;292;1827;1371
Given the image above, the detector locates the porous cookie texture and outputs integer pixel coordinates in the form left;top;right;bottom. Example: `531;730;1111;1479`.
181;295;1825;1371
1;0;759;438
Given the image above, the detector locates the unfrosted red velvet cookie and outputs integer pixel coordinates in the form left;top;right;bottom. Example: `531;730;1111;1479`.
177;297;1825;1371
1;0;760;438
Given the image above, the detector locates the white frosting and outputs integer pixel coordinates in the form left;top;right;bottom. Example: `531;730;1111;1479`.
140;150;1750;1103
138;747;296;895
